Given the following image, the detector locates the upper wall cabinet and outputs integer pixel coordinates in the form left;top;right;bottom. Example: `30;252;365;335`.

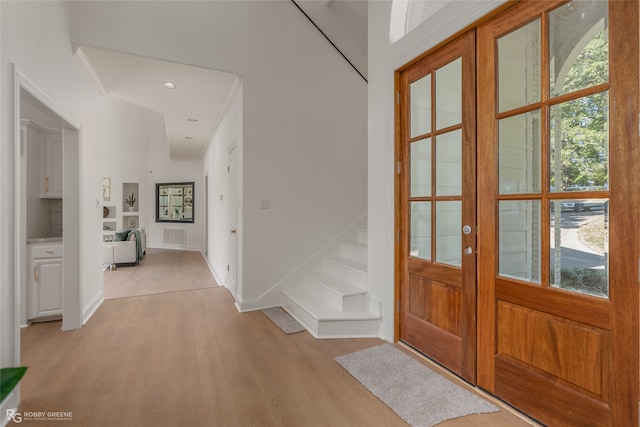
39;130;63;198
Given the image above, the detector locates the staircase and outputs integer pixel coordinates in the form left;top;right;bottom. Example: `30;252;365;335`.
281;220;381;338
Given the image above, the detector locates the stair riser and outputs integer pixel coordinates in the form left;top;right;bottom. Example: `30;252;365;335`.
280;293;318;336
339;243;367;264
356;229;368;245
301;277;367;312
317;318;380;338
322;259;366;287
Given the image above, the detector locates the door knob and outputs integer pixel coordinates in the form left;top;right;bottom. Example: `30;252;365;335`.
230;229;237;234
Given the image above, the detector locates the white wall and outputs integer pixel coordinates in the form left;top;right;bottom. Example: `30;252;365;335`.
99;97;150;238
0;0;209;378
1;0;105;368
367;1;507;340
70;1;368;308
146;110;205;251
203;81;242;293
96;98;205;251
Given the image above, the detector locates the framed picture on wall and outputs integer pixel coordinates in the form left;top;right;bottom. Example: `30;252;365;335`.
102;177;111;201
155;182;195;223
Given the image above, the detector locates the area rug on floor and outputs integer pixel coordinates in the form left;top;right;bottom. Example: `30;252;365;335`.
335;344;498;427
261;307;306;334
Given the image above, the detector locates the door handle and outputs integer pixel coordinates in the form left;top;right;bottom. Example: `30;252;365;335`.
34;266;38;282
230;229;237;234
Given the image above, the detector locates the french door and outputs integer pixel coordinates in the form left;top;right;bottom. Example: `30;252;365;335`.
397;1;639;425
477;1;638;425
397;31;477;381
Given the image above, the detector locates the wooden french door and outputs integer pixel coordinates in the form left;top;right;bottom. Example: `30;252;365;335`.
397;31;477;382
397;0;638;425
476;1;639;426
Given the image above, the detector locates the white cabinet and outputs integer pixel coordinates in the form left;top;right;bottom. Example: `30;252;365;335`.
28;242;63;320
39;131;63;198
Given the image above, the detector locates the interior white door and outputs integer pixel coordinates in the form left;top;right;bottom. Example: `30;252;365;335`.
227;144;238;300
204;175;209;257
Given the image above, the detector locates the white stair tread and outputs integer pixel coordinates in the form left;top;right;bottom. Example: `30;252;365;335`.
324;256;368;274
304;267;366;296
282;287;380;321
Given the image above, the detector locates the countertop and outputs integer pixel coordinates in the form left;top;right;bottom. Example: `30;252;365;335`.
27;237;63;244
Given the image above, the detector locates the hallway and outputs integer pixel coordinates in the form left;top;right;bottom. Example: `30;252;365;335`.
18;252;534;426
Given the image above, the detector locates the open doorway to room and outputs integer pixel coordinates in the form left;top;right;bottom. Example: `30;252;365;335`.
73;46;239;302
16;71;83;335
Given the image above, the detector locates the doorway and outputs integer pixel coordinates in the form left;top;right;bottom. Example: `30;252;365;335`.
396;1;639;425
205;175;209;257
227;143;238;301
396;30;477;382
16;70;82;334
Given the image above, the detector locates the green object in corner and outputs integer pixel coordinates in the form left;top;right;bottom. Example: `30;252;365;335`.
0;367;28;402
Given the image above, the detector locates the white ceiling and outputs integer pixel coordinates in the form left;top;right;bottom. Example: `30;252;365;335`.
73;1;367;161
75;45;240;160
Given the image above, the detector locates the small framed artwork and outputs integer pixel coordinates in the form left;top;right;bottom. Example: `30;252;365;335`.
102;177;111;201
156;182;195;223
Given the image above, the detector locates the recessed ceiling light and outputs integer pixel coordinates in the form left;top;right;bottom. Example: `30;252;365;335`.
163;82;176;89
187;118;198;122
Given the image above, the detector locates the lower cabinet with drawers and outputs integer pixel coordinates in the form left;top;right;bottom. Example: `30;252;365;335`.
27;240;63;321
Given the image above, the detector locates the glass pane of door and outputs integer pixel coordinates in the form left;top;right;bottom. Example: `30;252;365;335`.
435;130;461;196
411;138;431;197
497;19;541;113
410;75;432;137
550;199;608;297
410;202;431;260
549;0;608;97
498;111;541;194
435;58;461;129
498;200;541;283
436;201;461;266
549;93;608;192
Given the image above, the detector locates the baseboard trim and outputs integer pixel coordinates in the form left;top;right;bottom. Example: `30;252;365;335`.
235;298;259;312
82;292;104;325
0;387;19;427
146;244;202;252
200;251;226;287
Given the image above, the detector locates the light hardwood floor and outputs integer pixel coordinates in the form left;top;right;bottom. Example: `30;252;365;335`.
103;248;219;299
19;250;537;426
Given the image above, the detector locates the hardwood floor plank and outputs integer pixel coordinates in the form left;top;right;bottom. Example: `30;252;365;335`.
19;255;537;426
103;248;218;300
